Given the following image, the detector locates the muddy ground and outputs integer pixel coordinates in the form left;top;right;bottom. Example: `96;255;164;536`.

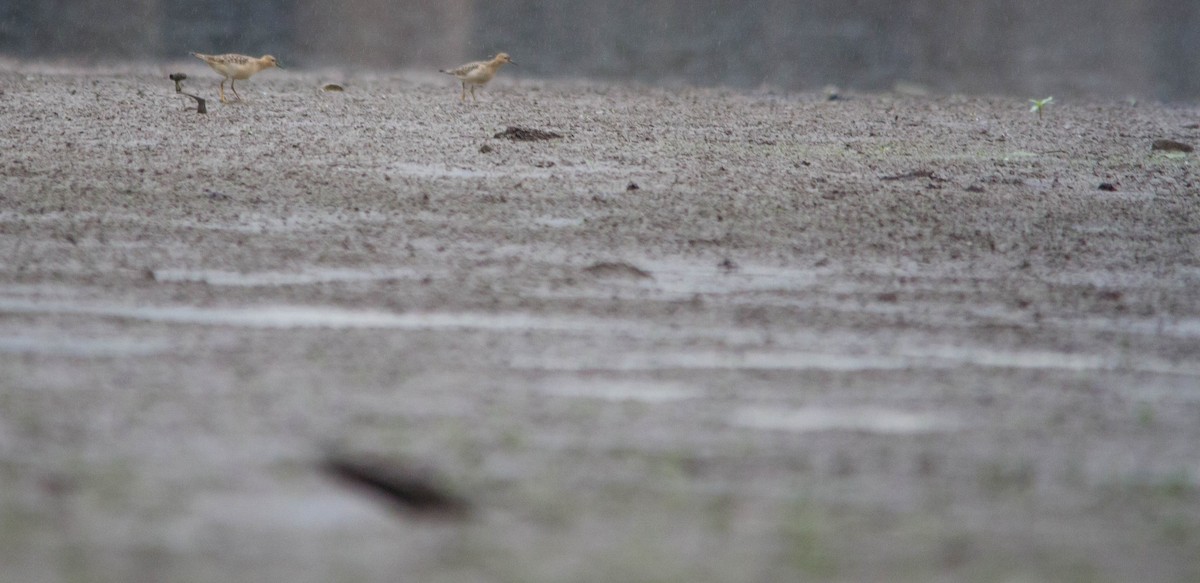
1;61;1199;582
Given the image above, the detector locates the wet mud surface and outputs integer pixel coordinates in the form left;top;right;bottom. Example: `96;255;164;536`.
1;62;1199;582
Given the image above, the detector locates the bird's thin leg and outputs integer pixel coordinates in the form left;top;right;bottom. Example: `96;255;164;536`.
219;79;227;103
470;85;477;102
460;82;466;102
230;79;242;101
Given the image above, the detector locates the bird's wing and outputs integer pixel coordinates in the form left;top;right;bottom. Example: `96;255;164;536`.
214;54;253;65
441;60;484;76
192;53;252;66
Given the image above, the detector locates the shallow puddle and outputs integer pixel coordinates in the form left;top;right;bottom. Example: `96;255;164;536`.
731;406;960;434
533;377;700;403
655;268;821;295
532;216;585;228
905;345;1110;371
511;350;926;372
387;162;502;179
0;336;170;357
183;491;389;532
152;267;419;287
0;298;640;333
386;161;621;180
905;344;1200;376
513;344;1200;376
529;259;829;301
618;260;826;296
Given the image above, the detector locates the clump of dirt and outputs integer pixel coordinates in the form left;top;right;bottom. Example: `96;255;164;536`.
493;126;563;141
1151;138;1193;152
582;261;652;280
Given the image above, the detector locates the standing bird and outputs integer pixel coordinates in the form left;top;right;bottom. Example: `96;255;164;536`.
189;52;281;103
439;53;514;102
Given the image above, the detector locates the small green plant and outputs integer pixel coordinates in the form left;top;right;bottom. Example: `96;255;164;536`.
1029;96;1054;119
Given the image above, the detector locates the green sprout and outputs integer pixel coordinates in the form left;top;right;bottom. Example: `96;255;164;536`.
1029;96;1054;119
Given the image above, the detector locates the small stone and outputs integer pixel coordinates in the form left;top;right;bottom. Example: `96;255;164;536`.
479;144;493;154
1097;182;1118;191
626;182;640;191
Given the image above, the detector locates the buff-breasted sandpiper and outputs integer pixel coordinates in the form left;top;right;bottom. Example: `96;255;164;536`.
190;52;281;103
439;53;514;102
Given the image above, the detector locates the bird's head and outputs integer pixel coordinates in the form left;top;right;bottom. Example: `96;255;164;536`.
494;53;515;66
261;55;282;69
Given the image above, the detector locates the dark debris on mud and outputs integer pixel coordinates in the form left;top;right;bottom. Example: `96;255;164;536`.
494;126;563;141
320;452;473;520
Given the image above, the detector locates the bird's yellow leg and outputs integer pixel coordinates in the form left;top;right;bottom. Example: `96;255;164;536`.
460;82;466;102
219;79;228;103
470;85;477;102
231;79;242;101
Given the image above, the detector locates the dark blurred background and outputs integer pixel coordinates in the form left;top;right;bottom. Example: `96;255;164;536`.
1;0;1197;100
